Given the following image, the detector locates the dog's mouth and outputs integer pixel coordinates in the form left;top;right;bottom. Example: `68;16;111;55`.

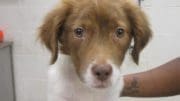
92;81;112;89
78;71;113;89
83;79;112;89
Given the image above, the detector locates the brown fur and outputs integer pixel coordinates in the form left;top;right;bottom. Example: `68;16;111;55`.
38;0;152;70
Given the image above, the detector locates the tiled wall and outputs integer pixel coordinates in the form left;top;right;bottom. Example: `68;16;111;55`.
0;0;58;101
0;0;179;101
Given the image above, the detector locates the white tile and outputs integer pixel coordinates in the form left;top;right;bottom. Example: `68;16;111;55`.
141;0;153;7
15;78;47;101
134;34;180;72
151;7;180;35
142;6;180;35
0;5;22;31
18;0;59;8
151;0;180;7
22;79;47;101
0;0;20;5
17;6;49;30
13;54;49;80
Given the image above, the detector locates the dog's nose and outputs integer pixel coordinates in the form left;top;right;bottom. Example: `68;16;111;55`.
92;64;112;81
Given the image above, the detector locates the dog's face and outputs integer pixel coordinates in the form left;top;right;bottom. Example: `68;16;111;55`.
39;0;152;89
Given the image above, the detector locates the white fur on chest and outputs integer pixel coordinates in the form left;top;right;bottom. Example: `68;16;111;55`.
48;54;124;101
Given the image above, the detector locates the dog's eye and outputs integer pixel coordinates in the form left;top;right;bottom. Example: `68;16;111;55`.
74;27;84;38
115;27;124;38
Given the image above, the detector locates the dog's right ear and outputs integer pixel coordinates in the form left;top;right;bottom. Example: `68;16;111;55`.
38;3;71;64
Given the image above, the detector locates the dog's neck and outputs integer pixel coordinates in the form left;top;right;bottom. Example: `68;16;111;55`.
48;54;124;101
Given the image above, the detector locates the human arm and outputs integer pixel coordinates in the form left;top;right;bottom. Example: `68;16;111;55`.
121;58;180;97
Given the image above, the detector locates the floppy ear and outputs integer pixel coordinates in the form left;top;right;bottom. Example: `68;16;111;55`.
38;4;70;64
124;2;152;64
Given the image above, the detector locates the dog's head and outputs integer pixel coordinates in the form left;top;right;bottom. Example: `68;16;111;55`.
39;0;152;89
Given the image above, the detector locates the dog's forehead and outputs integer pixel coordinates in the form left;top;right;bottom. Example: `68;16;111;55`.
67;1;128;28
77;2;122;20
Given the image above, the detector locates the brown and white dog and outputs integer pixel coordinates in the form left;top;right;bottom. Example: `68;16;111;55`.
39;0;152;101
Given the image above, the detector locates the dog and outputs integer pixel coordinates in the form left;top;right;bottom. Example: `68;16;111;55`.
38;0;152;101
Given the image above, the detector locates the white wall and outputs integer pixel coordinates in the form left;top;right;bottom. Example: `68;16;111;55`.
0;0;58;101
0;0;180;101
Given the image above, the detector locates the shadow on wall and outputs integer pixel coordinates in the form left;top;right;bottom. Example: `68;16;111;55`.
0;0;19;4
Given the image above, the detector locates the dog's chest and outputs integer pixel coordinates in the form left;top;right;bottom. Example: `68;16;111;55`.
48;56;123;101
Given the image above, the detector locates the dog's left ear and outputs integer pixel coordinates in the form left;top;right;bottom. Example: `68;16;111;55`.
124;2;152;64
